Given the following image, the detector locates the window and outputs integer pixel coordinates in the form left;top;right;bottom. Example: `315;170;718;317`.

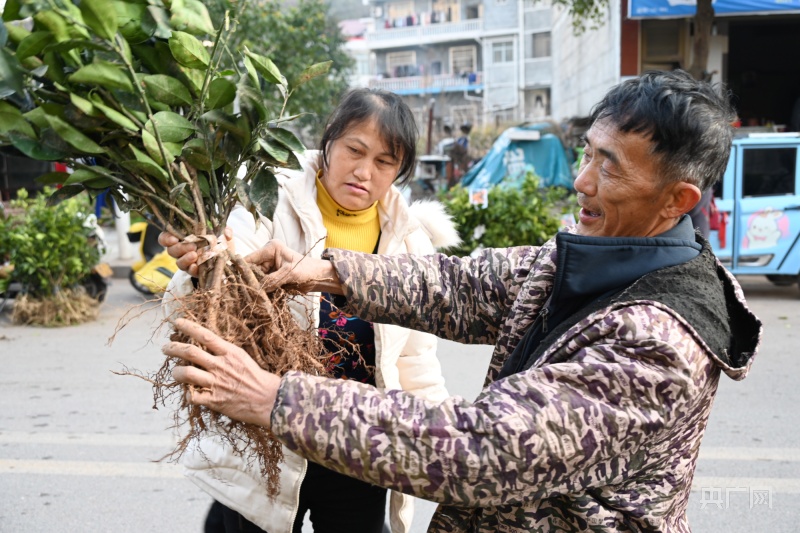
387;51;417;77
742;148;797;197
466;5;481;19
531;32;551;58
492;41;514;64
450;46;477;75
387;1;414;19
641;19;685;70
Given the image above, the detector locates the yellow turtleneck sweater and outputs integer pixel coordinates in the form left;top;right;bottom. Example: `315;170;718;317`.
316;175;381;253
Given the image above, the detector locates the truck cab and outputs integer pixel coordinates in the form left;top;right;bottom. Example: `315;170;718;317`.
710;132;800;288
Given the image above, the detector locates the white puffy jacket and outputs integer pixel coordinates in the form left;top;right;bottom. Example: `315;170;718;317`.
167;151;460;533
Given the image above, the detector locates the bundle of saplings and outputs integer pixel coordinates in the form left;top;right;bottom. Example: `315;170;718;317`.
0;0;333;496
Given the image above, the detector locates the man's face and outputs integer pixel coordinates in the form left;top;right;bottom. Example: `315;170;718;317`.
574;118;679;238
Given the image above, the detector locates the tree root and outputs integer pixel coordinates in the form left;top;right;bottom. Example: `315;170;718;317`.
154;253;328;498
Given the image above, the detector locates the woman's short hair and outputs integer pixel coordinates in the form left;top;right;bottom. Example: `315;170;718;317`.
320;88;418;185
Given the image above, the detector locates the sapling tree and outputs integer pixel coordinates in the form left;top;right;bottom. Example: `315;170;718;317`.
1;0;333;496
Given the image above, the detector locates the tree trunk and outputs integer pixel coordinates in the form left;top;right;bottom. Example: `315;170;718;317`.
688;0;715;80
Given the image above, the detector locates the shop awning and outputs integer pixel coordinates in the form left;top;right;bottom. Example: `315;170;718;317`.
628;0;800;19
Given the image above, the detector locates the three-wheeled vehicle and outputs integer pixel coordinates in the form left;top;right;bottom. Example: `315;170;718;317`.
710;132;800;290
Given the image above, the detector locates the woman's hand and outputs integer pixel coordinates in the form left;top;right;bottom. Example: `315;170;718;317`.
246;240;344;295
158;228;234;278
164;318;281;428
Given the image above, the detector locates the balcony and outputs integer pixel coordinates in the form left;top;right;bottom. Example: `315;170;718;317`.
366;19;482;49
369;72;484;96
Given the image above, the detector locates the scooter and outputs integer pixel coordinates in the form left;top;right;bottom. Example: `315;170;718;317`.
126;221;177;295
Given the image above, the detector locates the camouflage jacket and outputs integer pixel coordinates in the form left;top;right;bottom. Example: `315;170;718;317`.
270;231;761;533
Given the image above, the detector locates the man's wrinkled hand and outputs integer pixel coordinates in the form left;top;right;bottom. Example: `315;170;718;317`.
163;318;280;428
245;240;343;295
158;228;234;278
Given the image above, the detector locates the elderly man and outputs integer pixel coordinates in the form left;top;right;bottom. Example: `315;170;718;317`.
163;70;761;532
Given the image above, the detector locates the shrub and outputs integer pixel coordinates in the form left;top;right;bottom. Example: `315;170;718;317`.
2;188;102;325
440;172;572;256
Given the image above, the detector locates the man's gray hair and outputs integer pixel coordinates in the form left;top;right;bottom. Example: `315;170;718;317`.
590;70;736;192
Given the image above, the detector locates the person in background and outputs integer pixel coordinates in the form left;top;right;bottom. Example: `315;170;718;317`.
160;88;460;533
435;124;455;156
163;70;761;532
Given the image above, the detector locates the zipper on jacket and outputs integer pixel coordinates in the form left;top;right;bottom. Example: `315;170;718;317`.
540;307;550;333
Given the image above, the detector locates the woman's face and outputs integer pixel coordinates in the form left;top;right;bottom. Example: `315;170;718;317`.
320;119;402;211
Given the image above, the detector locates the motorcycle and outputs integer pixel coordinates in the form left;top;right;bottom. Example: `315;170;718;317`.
126;221;177;295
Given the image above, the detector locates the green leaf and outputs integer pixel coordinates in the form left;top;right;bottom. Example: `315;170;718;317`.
4;22;30;44
47;184;85;207
291;61;332;90
248;169;278;219
63;168;106;185
145;111;195;142
142;74;192;106
264;127;304;153
44;114;105;154
147;5;172;39
0;20;5;47
35;171;71;185
69;93;98;116
33;11;70;43
170;0;215;36
2;0;22;22
142;129;182;165
115;1;157;44
181;138;214;171
257;139;289;164
120;159;169;182
8;131;68;160
177;64;204;94
0;49;23;98
235;178;251;211
16;31;53;61
168;182;188;201
205;78;235;110
243;55;259;88
131;42;168;75
168;31;209;69
44;39;107;55
70;60;134;92
79;0;118;40
87;96;139;131
243;49;281;84
0;111;35;137
41;51;66;84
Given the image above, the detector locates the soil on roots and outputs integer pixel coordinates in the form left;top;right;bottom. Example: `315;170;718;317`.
156;256;330;498
12;288;100;326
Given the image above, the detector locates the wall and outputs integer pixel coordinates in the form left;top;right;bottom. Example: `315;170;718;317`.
483;0;519;30
550;0;622;120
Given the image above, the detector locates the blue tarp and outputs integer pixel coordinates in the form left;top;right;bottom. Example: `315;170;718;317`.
460;125;574;190
629;0;800;18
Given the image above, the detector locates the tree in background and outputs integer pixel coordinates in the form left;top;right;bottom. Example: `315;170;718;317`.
207;0;354;141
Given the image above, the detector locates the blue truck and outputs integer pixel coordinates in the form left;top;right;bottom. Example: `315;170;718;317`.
711;132;800;288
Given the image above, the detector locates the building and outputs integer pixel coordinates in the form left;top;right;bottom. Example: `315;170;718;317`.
355;0;554;132
551;0;800;129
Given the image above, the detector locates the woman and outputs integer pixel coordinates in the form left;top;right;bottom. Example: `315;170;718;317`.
161;88;459;533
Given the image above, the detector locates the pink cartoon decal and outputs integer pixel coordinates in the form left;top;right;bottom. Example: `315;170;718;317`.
742;209;790;249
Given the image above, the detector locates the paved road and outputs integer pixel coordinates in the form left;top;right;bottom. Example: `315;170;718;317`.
0;275;797;532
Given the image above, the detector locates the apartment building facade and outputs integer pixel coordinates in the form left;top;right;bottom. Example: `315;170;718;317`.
358;0;554;129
